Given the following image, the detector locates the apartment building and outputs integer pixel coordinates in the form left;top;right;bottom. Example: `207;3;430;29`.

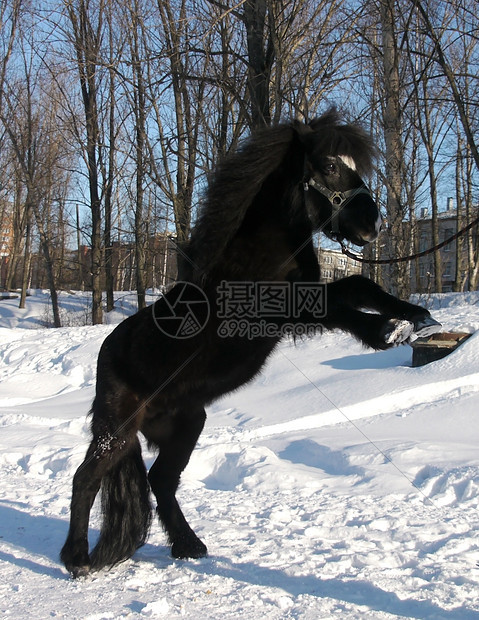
317;246;362;281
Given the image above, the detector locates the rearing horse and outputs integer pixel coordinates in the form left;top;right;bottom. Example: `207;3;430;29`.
61;109;439;577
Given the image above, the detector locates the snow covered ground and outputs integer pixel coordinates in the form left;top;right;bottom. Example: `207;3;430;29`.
1;289;479;619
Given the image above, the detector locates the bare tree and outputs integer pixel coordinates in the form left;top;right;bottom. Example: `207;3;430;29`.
411;0;479;172
0;0;23;291
405;0;479;290
63;0;105;324
101;1;120;312
0;0;22;112
121;0;149;309
375;0;410;296
242;0;272;127
405;16;453;293
0;41;70;325
237;0;358;126
456;134;479;290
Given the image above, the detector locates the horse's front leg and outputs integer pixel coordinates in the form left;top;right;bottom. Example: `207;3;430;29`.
321;307;418;349
325;275;441;337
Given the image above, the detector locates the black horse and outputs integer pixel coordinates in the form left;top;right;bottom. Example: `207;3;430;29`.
61;109;439;577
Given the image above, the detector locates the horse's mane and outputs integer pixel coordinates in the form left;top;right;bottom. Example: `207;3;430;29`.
181;122;295;279
181;108;375;279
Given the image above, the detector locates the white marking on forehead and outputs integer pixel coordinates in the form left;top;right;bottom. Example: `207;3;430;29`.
338;154;357;171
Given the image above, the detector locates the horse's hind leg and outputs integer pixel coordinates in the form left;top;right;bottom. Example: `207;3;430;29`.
61;409;145;577
146;407;207;559
60;436;120;577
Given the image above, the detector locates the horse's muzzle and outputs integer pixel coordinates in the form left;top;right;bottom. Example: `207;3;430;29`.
358;212;383;244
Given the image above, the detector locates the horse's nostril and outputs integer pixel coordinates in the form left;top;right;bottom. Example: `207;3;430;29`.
360;232;377;244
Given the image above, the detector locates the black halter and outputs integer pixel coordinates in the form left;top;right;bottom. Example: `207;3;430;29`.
303;176;372;234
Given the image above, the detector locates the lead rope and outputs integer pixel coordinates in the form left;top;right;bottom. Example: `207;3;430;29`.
341;213;479;265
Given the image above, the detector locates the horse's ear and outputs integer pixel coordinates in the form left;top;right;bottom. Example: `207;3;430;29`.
293;120;314;152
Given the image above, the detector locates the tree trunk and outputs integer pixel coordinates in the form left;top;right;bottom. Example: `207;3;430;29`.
453;141;463;292
104;8;115;313
19;220;31;309
243;0;273;128
31;200;62;327
132;3;147;310
379;0;409;297
66;0;104;324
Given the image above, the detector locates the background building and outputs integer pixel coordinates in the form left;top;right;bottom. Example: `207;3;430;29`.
410;198;477;293
317;246;362;281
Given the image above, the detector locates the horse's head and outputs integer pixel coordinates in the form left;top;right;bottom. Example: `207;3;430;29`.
303;153;382;246
296;112;382;247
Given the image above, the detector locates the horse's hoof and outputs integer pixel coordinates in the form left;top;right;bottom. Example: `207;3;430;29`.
62;560;91;578
171;536;208;560
383;319;415;345
70;564;91;579
413;316;442;338
61;544;91;578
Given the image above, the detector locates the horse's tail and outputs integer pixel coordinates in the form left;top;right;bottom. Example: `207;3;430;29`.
90;438;152;571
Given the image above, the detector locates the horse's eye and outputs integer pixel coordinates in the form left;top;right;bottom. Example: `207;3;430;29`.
324;163;336;174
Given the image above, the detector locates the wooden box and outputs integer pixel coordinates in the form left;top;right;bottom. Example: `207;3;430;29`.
411;332;471;367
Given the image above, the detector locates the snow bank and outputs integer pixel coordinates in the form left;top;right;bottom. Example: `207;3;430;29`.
0;290;478;618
